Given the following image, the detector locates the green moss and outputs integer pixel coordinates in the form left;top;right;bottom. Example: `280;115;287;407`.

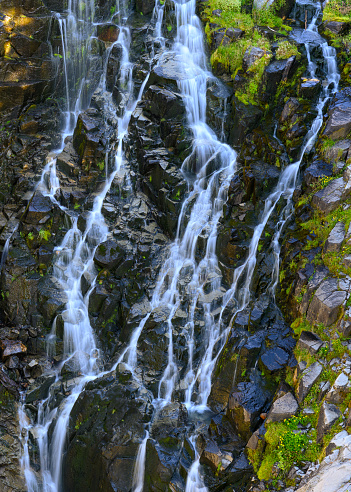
276;40;301;60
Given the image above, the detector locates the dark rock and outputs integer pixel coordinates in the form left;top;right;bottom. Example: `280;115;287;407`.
227;381;271;440
264;57;295;95
317;401;342;442
200;439;222;472
260;347;289;372
324;88;351;140
136;0;155;15
297;331;323;354
324;20;350;35
25;191;53;224
26;374;56;403
56;141;80;178
106;44;123;92
300;78;321;101
242;47;267;72
144;85;184;120
304;160;333;187
61;351;90;379
94;239;125;270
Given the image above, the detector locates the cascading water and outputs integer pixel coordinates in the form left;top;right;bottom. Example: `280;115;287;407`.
18;0;341;489
115;0;341;490
19;1;154;490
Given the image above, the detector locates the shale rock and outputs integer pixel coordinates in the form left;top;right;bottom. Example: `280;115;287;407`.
324;222;345;253
297;331;323;354
324;88;351;140
312;176;349;215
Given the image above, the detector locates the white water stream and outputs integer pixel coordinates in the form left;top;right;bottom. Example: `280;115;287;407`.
18;0;340;489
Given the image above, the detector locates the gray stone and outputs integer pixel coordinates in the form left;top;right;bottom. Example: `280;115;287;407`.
297;331;323;354
317;401;342;442
324;20;350;35
324;88;351;140
343;255;351;269
339;317;351;338
297;361;323;403
266;392;299;423
61;351;90;380
324;222;345;253
324;140;350;163
319;381;331;402
312;177;351;215
326;372;350;404
307;278;346;326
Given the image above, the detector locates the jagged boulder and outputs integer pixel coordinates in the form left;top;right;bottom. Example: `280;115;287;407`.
307;278;346;326
297;361;323;403
324;88;351;140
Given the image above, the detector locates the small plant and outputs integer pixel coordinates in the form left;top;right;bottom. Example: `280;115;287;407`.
27;232;34;241
38;229;51;242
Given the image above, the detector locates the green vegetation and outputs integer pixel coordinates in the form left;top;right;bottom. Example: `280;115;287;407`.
276;40;301;60
202;0;296;106
323;0;351;22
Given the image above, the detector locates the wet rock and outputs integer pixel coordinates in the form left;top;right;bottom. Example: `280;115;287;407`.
307;277;346;326
56;141;80;178
324;88;351;140
97;23;119;43
260;347;290;372
312;176;351;215
200;439;222;472
242;47;267;71
264;57;296;96
297;361;323;403
73;108;106;172
26;374;56;403
144;85;184;120
64;370;151;491
24;191;53;224
0;339;27;360
266;392;299;423
106;44;123;92
94;239;125;270
136;0;155;15
325;372;350;404
297;331;323;354
324;222;345;253
61;351;90;379
227;381;271;441
300;78;321;101
317;401;342;442
280;97;300;125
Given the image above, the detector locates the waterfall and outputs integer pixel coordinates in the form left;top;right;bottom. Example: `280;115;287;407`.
19;0;152;489
17;0;341;488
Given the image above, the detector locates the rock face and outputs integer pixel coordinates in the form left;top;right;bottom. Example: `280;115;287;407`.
63;369;152;492
297;361;323;403
266;392;299;423
312;177;351;214
324;88;351;140
307;278;346;326
296;431;351;492
324;222;345;253
317;401;342;442
297;331;323;355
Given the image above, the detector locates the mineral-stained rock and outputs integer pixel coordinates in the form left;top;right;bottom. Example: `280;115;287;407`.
297;361;323;403
266;392;299;423
307;277;346;326
227;381;271;441
97;23;119;43
317;401;342;442
63;369;152;491
0;339;27;360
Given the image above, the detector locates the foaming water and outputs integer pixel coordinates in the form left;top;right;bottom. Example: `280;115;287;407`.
19;2;152;489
